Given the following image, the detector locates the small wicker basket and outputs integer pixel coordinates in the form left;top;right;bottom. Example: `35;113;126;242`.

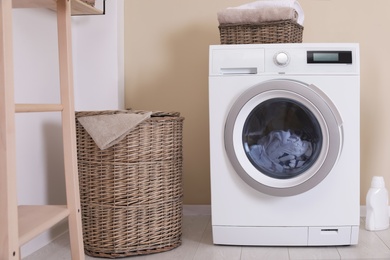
75;110;184;258
219;19;303;44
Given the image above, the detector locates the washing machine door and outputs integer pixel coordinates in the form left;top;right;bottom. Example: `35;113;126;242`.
225;79;343;196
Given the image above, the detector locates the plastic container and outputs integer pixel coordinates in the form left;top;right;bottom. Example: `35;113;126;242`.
366;176;389;231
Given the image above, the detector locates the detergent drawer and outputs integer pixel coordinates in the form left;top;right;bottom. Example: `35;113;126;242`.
209;47;265;75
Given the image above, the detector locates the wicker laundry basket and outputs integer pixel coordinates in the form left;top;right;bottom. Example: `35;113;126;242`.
219;19;303;44
75;110;184;258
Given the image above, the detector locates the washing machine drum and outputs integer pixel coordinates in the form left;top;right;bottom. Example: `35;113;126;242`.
225;79;343;196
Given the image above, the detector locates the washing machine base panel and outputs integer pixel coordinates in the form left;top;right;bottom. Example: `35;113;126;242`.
212;225;359;246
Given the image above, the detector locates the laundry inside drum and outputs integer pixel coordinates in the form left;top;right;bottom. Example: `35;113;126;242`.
242;98;323;179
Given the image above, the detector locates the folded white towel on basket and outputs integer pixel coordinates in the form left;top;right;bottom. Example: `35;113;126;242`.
223;0;304;26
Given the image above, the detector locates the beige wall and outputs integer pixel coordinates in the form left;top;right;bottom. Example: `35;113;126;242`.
124;0;390;205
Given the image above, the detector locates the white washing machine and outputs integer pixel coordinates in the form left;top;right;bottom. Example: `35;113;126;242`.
209;43;360;246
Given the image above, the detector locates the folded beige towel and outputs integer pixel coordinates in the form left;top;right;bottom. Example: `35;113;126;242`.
77;111;152;150
224;0;305;26
218;6;298;25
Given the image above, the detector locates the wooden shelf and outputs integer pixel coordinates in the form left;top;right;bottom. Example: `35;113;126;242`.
12;0;103;15
15;104;63;113
18;205;69;246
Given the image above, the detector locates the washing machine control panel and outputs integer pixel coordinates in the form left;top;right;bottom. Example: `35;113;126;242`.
274;52;290;66
209;44;359;76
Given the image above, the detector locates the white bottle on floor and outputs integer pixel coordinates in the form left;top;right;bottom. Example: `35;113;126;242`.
366;176;389;231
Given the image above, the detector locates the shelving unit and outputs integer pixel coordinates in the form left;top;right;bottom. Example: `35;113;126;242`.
0;0;102;259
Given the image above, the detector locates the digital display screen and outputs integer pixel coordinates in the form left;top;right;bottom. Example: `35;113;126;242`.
313;53;339;62
307;51;352;64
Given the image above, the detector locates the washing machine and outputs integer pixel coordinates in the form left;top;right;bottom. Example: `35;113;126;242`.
209;43;360;246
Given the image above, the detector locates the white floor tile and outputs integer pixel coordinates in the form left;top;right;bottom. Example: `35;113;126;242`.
289;247;340;260
374;223;390;248
241;246;290;260
337;223;390;259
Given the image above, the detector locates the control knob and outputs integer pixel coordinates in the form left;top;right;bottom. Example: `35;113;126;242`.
274;52;289;66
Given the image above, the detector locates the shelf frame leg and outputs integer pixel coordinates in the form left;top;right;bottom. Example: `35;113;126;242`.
0;0;19;259
57;0;85;259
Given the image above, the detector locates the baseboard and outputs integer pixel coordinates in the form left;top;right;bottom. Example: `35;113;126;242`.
183;205;211;216
361;206;366;217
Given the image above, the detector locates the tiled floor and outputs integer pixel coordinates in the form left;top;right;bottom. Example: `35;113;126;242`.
24;216;390;260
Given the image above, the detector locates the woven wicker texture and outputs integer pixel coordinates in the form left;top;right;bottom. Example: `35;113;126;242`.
75;110;184;258
219;19;303;44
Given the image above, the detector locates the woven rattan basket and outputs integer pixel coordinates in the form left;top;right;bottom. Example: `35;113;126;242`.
75;110;184;258
219;19;303;44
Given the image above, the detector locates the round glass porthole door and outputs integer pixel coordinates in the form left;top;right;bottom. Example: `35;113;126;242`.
225;80;343;196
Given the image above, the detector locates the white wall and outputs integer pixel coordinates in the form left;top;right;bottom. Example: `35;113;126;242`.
72;0;124;111
12;1;123;257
